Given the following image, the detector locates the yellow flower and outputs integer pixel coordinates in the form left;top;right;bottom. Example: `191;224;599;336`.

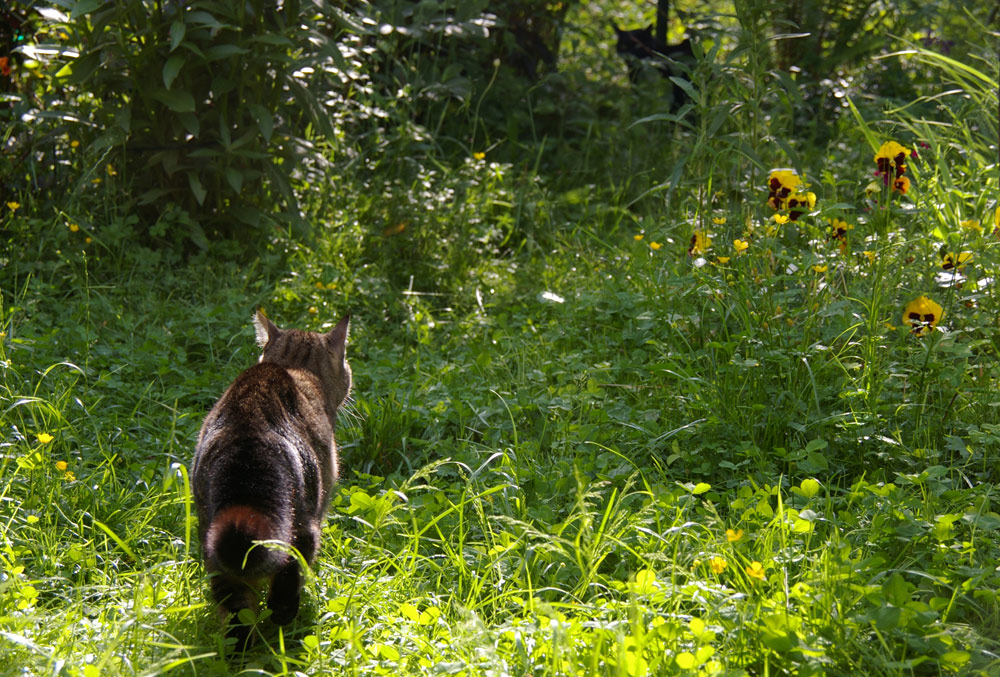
71;140;80;149
712;217;727;225
6;201;20;212
473;152;486;161
767;169;802;211
903;296;943;336
633;234;644;241
746;561;766;581
315;281;325;289
715;256;731;264
874;140;912;168
768;169;802;191
85;237;92;244
709;556;727;574
106;164;117;177
63;471;76;482
55;461;68;471
940;249;972;271
733;239;749;254
91;177;102;185
773;213;789;225
827;218;853;240
308;306;318;314
37;433;54;444
68;223;80;232
787;190;817;220
994;206;1000;232
726;528;743;542
649;241;662;251
811;264;828;273
960;220;983;235
865;181;882;198
693;558;702;567
862;250;876;264
893;175;910;194
688;230;711;255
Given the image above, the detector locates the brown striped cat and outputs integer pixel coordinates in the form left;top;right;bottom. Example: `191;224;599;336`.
191;310;351;647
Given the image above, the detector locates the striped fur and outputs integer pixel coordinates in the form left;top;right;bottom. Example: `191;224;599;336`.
191;311;351;647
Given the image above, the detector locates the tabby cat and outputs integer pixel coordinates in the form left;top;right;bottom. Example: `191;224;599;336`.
191;311;351;646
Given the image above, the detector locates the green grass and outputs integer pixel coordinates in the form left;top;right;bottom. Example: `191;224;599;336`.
2;3;999;675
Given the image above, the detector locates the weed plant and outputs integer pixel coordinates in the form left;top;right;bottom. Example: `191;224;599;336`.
1;1;998;675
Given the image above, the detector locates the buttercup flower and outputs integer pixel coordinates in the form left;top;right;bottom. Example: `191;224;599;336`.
634;234;644;241
940;248;972;271
733;239;749;254
37;433;54;444
688;230;712;256
68;223;79;233
473;152;486;160
63;471;76;482
709;556;727;574
903;296;943;336
715;256;731;264
812;264;828;273
746;561;766;581
649;241;662;251
712;217;727;225
106;164;117;177
726;528;743;542
7;201;20;212
55;461;68;471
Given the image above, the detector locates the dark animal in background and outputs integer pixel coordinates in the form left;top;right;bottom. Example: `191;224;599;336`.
613;23;694;111
191;311;352;648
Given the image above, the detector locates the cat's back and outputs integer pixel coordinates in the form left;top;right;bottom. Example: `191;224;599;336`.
212;361;301;423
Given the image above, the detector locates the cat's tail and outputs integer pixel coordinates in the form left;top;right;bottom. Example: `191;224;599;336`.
205;505;292;577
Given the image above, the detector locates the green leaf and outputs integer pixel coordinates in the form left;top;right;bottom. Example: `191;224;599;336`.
163;54;185;89
205;44;249;61
152;89;195;113
225;168;243;193
691;482;711;495
70;0;103;19
64;52;101;84
398;603;420;622
799;478;820;499
675;652;696;670
248;104;274;142
169;21;186;52
187;172;207;205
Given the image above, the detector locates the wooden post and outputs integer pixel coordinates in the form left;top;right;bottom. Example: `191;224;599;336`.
656;0;669;46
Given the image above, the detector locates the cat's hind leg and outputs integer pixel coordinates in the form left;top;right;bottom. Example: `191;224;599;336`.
209;572;259;649
266;522;320;625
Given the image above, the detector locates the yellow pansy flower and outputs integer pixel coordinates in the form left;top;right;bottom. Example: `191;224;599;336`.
903;296;943;336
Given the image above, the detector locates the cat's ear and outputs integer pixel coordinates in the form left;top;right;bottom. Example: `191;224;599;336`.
644;24;654;35
326;315;350;360
611;22;623;36
253;310;281;348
